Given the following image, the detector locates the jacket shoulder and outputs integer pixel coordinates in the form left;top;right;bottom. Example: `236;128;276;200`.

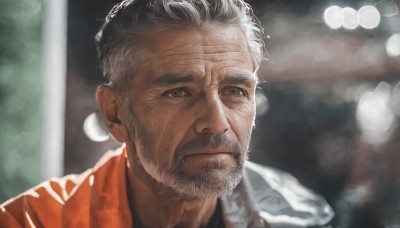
243;161;334;227
0;168;92;227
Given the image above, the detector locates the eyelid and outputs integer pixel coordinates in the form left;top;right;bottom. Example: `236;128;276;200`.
220;86;248;97
162;87;192;97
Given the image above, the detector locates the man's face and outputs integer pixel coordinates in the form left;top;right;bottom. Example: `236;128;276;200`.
124;24;256;198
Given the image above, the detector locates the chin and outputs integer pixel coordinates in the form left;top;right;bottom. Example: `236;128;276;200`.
168;165;244;199
138;150;245;199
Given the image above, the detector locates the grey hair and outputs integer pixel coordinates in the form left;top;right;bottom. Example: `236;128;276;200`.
95;0;265;93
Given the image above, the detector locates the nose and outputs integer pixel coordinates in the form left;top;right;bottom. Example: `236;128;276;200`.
194;94;230;134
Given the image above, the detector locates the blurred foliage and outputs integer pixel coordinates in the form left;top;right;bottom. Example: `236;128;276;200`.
0;0;42;202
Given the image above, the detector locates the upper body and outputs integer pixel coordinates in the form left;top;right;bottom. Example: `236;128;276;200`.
1;0;334;227
0;147;333;228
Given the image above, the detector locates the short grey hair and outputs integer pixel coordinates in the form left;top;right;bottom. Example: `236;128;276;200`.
95;0;265;93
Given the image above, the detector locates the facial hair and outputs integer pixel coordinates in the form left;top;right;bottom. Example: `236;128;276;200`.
124;100;252;199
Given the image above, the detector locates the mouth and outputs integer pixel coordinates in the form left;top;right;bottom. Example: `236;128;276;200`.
183;149;234;161
185;152;232;157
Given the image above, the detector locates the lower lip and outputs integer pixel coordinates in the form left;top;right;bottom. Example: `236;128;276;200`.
184;153;232;162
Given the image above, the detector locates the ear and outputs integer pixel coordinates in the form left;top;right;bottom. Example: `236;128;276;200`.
96;85;130;143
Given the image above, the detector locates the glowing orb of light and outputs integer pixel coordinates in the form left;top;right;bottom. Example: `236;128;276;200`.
83;112;110;142
386;34;400;57
324;5;343;29
356;90;394;145
255;92;269;117
358;5;381;29
342;7;359;30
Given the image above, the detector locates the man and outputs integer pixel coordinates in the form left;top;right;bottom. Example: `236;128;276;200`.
0;0;334;227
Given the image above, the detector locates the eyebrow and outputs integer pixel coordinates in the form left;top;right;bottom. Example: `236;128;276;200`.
153;74;197;85
220;75;256;88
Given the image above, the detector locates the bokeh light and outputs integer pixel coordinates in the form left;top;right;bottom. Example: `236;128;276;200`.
324;5;343;29
392;81;400;116
356;83;395;145
358;5;381;29
323;5;382;30
255;92;269;117
83;112;110;142
386;34;400;57
342;7;359;30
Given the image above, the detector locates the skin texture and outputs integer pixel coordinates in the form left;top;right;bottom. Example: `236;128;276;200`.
96;24;256;227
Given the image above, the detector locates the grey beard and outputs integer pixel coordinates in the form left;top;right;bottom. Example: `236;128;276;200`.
124;99;251;198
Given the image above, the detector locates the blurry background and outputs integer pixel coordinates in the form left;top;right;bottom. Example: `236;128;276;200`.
1;0;399;227
0;0;43;202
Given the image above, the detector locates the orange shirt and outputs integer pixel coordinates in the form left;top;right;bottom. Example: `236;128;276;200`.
0;147;133;228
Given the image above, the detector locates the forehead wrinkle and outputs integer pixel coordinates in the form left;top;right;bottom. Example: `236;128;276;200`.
156;44;249;59
154;46;252;66
157;44;251;67
143;32;252;69
161;49;248;59
152;43;245;54
156;55;251;67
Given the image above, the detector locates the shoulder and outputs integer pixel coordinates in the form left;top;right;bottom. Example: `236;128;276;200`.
0;170;93;227
0;147;125;227
221;161;334;228
245;162;334;227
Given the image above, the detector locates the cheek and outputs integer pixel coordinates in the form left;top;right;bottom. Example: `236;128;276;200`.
227;102;255;140
138;106;194;164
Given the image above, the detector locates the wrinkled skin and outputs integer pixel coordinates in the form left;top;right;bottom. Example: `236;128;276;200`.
96;24;256;227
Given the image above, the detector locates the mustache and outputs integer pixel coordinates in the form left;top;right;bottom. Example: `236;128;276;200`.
174;133;242;162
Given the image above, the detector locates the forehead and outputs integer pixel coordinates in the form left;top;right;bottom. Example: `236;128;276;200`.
145;24;249;52
135;24;254;81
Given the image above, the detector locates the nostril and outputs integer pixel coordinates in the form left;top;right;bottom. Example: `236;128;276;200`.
201;128;212;134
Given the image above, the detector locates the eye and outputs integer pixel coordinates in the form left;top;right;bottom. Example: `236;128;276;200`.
221;87;247;96
164;88;190;98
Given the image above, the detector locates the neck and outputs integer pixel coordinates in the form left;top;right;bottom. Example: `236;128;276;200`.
126;155;219;228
